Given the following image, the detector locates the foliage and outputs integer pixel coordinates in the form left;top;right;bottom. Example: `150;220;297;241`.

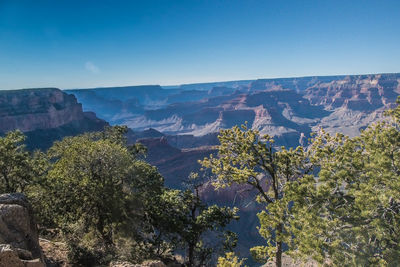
0;126;238;265
22;125;236;265
151;185;239;267
66;241;111;267
217;252;247;267
289;100;400;266
0;130;46;193
47;134;133;243
8;102;400;267
115;160;168;263
200;124;311;267
33;126;165;264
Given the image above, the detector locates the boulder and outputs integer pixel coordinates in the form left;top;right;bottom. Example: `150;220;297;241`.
0;193;44;266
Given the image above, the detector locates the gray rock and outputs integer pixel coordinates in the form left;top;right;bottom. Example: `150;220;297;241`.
0;193;44;266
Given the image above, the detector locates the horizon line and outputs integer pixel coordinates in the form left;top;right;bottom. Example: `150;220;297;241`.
63;71;400;91
1;71;399;91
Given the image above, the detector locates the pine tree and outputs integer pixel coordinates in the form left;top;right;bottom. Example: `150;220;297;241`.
201;124;311;267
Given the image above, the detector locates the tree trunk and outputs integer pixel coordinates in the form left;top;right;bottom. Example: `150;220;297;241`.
275;224;283;267
188;244;194;267
97;213;113;247
2;172;11;192
187;203;197;267
276;240;282;267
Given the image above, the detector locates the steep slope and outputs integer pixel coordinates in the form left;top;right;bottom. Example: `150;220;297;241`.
0;88;108;150
303;74;400;136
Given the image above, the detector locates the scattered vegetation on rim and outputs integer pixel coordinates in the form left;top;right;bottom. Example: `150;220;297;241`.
2;99;400;266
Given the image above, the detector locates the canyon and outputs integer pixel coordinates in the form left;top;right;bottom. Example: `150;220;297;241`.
1;73;399;263
66;73;400;186
4;74;396;194
68;73;400;143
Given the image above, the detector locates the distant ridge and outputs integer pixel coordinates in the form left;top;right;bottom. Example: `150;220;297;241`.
62;72;399;92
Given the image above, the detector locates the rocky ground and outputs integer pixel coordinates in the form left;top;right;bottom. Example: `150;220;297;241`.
39;238;70;267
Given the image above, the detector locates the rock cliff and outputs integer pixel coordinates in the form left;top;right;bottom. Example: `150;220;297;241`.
0;88;108;150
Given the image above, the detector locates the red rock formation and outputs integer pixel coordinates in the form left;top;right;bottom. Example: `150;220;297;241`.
0;88;86;132
0;88;108;150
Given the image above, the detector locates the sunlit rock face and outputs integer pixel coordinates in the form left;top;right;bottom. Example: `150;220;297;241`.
0;88;108;150
0;88;84;132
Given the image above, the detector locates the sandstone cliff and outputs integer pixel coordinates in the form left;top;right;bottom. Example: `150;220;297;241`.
0;88;108;150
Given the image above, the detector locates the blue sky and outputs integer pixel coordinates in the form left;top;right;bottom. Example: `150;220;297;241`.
0;0;399;89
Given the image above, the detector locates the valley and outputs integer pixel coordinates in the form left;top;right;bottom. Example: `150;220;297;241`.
65;73;400;186
1;73;399;266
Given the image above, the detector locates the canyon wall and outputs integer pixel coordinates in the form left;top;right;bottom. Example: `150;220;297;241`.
0;88;108;150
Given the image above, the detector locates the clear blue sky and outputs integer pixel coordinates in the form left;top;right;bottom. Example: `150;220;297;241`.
1;0;399;89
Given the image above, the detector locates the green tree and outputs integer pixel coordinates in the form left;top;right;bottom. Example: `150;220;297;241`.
0;130;45;193
117;160;170;262
150;174;239;267
290;112;400;266
42;126;164;264
217;252;247;267
47;135;131;244
200;125;310;267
